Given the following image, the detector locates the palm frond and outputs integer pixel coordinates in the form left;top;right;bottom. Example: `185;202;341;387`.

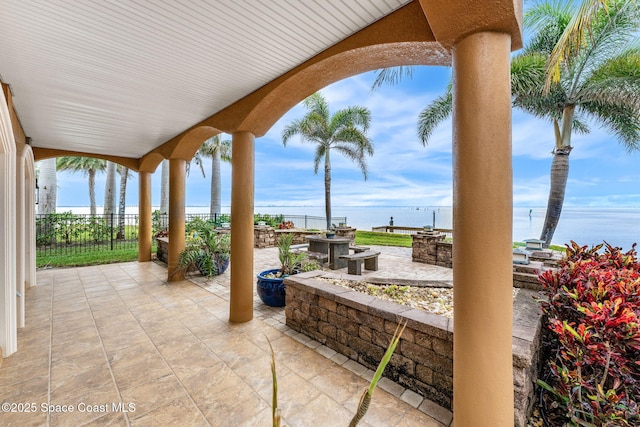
417;88;453;145
199;135;232;163
303;93;330;122
511;53;548;95
333;144;370;180
282;118;304;146
187;151;206;178
371;66;415;90
56;156;107;176
566;1;640;94
330;106;371;134
581;99;640;151
578;48;640;110
543;0;640;91
524;1;573;56
313;145;324;175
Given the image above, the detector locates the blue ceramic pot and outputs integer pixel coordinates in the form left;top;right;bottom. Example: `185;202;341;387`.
256;269;287;307
196;254;230;276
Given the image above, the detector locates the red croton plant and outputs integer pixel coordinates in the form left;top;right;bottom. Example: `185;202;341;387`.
538;241;640;426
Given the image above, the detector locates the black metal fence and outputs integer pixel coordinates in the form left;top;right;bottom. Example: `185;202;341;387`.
36;213;142;257
36;212;347;259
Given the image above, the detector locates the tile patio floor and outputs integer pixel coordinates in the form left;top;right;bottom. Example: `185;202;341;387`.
0;246;453;427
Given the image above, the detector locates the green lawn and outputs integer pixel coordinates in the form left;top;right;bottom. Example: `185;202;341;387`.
37;245;156;269
355;230;413;247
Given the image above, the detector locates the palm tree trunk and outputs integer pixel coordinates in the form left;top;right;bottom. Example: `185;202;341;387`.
324;151;332;230
539;147;572;247
37;158;57;215
160;159;169;214
89;169;97;216
116;165;128;239
103;161;116;216
210;149;221;217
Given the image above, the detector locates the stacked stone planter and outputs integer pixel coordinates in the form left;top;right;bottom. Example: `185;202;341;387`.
285;271;543;427
412;231;452;268
156;237;169;263
254;226;355;248
254;225;276;248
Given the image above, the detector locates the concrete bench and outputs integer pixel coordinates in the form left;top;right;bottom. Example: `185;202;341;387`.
290;243;309;250
349;245;370;253
339;250;380;275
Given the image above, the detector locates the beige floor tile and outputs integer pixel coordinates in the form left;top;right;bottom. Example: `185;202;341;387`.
188;369;269;427
343;387;410;427
309;363;367;405
285;392;354;427
50;363;114;402
276;342;338;380
119;373;188;421
129;397;208;427
0;408;49;427
262;368;322;420
0;374;48;403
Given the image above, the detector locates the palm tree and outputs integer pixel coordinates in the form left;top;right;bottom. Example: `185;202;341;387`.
56;156;107;215
103;161;117;216
282;92;373;229
37;158;57;215
160;159;169;214
197;135;232;216
116;165;132;239
416;0;640;247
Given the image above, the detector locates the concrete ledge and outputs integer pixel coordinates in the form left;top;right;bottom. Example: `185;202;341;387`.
285;274;543;427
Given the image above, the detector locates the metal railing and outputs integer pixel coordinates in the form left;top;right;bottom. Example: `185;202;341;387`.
36;213;141;256
36;212;348;259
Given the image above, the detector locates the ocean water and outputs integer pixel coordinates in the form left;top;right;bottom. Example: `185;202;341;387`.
58;205;640;249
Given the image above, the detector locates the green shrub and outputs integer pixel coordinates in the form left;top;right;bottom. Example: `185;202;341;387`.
538;241;640;426
87;216;112;242
254;213;284;228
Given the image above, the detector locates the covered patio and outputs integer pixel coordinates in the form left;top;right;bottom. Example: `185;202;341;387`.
2;1;523;425
0;252;451;426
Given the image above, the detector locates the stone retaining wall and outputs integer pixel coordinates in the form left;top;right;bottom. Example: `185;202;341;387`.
156;237;168;263
285;272;543;427
254;226;356;248
412;231;452;268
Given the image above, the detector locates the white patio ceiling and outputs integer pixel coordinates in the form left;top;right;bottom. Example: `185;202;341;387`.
0;0;411;159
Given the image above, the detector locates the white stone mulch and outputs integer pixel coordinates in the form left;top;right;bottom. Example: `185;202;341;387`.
318;277;519;319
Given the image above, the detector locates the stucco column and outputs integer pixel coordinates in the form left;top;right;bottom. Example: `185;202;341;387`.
168;158;186;281
229;131;254;323
452;31;514;426
138;171;152;262
24;151;36;291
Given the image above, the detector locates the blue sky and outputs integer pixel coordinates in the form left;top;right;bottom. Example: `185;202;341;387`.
54;65;640;210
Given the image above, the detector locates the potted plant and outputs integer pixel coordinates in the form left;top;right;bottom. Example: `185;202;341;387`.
177;223;231;277
256;233;314;307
